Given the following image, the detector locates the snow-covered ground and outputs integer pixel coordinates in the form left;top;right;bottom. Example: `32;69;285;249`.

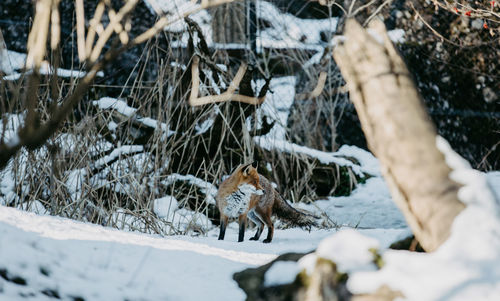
0;113;413;300
0;204;409;301
3;167;498;300
300;150;500;301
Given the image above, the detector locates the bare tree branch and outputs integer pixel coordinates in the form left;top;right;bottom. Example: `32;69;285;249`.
188;55;267;107
0;0;239;169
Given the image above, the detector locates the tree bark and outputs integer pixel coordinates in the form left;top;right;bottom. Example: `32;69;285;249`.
333;19;465;252
211;3;246;44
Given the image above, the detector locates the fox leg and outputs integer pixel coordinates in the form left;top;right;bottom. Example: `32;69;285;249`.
262;211;274;243
218;214;229;240
248;210;264;241
238;214;247;242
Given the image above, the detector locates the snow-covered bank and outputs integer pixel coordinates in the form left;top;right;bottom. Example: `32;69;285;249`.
305;177;407;229
0;205;408;300
341;144;500;300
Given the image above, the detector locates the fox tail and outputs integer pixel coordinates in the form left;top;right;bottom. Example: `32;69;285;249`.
273;194;320;229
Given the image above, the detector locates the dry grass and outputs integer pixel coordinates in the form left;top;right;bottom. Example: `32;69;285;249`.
0;1;361;236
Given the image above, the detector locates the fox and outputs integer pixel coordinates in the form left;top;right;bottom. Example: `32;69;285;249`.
216;162;319;243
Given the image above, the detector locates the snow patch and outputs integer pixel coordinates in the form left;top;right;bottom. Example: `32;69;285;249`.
317;229;379;273
347;137;500;300
367;28;406;45
257;1;337;49
17;200;48;215
153;196;179;219
0;202;411;300
0;50;26;74
308;177;407;229
93;97;175;138
93;97;136;117
254;76;296;141
264;261;301;287
254;138;378;177
163;174;217;205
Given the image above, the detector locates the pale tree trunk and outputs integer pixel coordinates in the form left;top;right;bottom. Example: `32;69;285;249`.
0;27;7;68
333;19;465;252
0;27;4;49
211;2;246;44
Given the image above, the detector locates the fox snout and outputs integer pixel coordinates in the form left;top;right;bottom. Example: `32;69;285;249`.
253;180;263;191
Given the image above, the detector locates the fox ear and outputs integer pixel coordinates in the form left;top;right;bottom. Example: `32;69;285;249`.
242;163;252;176
251;161;258;169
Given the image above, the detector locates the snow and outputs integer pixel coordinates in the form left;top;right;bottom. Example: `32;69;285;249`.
152;195;213;235
92;97;176;137
298;229;381;281
93;145;144;169
145;0;212;45
256;1;338;49
386;28;405;42
0;50;26;74
308;177;407;229
249;77;379;179
254;137;379;177
143;0;197;15
162;173;218;205
3;148;497;300
345;137;500;300
0;205;408;301
195;118;214;135
334;144;382;176
0;113;24;144
254;76;296;141
0;122;415;298
367;28;406;45
316;229;379;273
0;206;260;300
66;168;86;202
264;261;301;287
54;133;114;155
153;195;179;219
1;49;104;80
93;97;137;117
146;0;339;68
17;200;48;215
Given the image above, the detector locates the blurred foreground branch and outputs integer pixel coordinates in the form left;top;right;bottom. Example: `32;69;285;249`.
333;19;465;252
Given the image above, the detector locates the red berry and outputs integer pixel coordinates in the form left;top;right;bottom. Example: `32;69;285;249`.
483;22;489;29
465;11;472;16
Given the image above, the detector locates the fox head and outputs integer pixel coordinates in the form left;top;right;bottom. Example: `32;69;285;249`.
233;162;263;191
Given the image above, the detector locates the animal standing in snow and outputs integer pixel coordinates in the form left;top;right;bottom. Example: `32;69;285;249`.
216;162;318;243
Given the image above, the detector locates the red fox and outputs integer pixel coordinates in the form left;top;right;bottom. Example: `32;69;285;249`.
216;162;319;243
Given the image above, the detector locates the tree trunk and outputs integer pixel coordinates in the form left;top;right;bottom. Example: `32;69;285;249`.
332;19;465;252
211;2;246;44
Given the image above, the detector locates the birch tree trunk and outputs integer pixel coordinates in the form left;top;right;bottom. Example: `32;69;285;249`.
333;19;465;252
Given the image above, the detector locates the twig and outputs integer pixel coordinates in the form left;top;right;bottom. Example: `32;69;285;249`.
85;1;105;58
296;71;327;100
75;0;86;60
